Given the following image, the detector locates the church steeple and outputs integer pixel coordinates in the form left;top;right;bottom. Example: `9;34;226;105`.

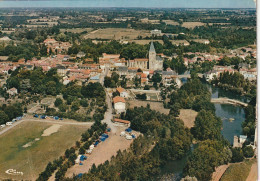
149;42;156;53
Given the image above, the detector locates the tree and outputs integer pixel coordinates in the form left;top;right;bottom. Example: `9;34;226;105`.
54;98;63;107
80;99;88;107
242;146;254;158
79;147;85;154
192;110;222;141
45;81;57;96
58;104;67;112
0;111;9;124
71;101;80;112
231;147;244;162
152;72;162;84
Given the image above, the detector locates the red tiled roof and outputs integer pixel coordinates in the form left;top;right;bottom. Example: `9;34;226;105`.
114;118;130;124
113;96;126;103
116;87;125;93
134;58;148;62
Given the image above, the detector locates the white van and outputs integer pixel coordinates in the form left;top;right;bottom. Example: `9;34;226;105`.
1;124;6;128
126;135;132;140
6;122;13;126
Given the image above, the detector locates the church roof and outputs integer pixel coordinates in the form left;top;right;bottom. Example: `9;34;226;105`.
149;42;156;53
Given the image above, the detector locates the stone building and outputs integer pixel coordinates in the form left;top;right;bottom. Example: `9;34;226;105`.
127;42;163;71
149;42;163;71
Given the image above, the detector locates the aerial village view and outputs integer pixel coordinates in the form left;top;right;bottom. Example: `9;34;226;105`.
0;0;257;181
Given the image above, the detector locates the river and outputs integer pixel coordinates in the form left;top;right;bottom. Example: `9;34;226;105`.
161;79;247;180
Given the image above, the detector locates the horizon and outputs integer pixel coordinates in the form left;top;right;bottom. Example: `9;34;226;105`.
0;0;256;8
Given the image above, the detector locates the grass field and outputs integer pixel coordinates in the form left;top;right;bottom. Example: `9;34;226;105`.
84;28;150;40
60;28;93;33
128;100;170;114
182;22;205;29
220;159;256;181
0;121;90;180
178;109;198;128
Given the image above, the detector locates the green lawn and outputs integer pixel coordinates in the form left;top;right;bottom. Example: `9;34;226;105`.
0;121;90;180
220;159;256;181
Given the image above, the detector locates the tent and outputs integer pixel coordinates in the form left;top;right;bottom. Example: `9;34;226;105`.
80;155;87;161
132;135;136;139
79;162;83;165
107;128;111;132
100;137;106;142
54;116;59;120
89;145;94;150
34;114;39;118
125;128;132;132
41;115;46;119
94;141;99;146
102;133;109;138
77;173;83;178
16;117;22;120
120;131;126;136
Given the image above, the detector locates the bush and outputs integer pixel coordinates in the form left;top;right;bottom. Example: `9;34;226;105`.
231;147;244;162
54;98;63;107
242;146;254;158
80;99;88;107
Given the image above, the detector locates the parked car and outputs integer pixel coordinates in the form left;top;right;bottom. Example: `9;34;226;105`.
6;122;13;126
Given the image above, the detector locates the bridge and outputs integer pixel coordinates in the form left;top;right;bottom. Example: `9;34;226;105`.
211;97;248;107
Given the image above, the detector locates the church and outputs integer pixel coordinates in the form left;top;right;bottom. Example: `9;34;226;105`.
148;42;163;70
127;42;163;71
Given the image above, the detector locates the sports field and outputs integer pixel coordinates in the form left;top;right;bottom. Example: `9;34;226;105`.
0;121;90;180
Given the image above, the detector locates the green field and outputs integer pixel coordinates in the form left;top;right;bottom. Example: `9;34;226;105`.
220;159;256;181
0;121;90;180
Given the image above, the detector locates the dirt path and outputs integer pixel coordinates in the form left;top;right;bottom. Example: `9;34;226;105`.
212;164;230;181
246;162;257;181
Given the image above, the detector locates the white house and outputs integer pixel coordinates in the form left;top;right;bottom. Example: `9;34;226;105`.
204;70;218;82
7;87;18;96
113;96;126;114
116;87;128;98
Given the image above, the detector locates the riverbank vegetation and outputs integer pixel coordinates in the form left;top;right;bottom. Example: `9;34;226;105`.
212;71;256;97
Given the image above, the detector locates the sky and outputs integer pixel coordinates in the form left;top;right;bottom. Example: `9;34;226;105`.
0;0;256;8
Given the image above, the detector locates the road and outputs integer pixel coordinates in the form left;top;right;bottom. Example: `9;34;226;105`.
99;66;109;86
101;90;117;133
0;117;93;136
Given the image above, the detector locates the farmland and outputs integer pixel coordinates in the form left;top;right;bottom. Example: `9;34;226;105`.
84;28;150;40
181;22;206;29
0;121;91;180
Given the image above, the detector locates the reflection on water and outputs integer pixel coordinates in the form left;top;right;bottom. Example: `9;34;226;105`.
215;104;245;144
160;144;197;181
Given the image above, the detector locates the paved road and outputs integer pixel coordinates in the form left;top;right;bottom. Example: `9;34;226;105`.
99;66;109;86
101;91;117;133
0;117;93;136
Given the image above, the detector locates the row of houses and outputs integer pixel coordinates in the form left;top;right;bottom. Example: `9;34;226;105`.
204;65;257;81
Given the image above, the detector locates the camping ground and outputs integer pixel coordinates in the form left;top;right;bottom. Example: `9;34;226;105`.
0;121;91;180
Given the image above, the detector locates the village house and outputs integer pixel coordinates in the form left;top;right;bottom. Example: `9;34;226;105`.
161;68;178;86
77;51;86;58
116;87;128;98
113;96;126;114
7;87;18;96
112;118;131;127
204;70;218;82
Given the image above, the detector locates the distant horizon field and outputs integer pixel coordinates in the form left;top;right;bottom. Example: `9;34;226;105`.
0;121;90;180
